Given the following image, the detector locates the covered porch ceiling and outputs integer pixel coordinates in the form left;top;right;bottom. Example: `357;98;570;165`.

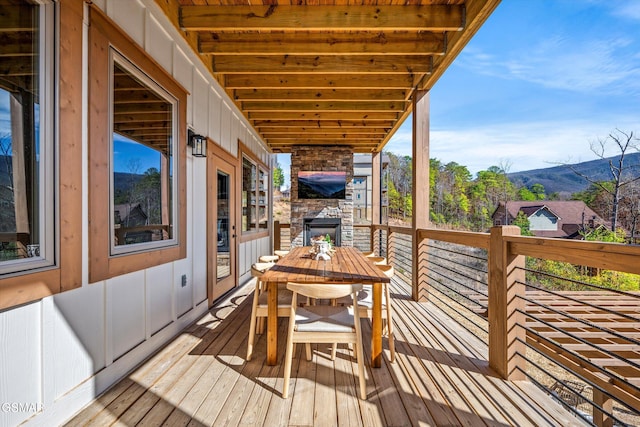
159;0;500;153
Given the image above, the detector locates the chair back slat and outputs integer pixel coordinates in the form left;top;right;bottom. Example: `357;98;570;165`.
287;283;362;300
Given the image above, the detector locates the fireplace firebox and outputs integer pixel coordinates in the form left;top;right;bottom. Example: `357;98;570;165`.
303;218;341;246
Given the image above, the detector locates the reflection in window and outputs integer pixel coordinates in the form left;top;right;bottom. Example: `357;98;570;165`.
111;54;176;251
242;157;256;232
0;1;53;271
258;168;268;229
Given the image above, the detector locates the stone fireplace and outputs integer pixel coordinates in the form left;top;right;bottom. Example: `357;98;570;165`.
290;146;353;247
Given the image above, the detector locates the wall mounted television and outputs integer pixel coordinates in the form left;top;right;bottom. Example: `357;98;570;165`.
297;171;346;199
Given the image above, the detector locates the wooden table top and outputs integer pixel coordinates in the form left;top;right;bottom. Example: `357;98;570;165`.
259;246;391;284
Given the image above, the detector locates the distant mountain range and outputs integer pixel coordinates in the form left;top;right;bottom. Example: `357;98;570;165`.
508;152;640;197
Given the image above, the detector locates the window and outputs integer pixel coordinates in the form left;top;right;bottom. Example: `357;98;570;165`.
0;1;54;274
88;7;186;282
110;53;177;254
0;0;83;310
240;147;269;236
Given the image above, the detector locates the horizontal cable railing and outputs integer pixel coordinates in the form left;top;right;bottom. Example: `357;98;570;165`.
353;224;372;252
514;257;640;426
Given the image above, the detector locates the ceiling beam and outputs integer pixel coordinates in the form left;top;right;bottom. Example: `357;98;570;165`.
242;100;406;112
212;54;432;74
258;127;391;134
180;5;465;32
248;111;399;121
261;132;387;139
253;120;395;128
198;31;446;56
225;73;417;89
234;88;409;102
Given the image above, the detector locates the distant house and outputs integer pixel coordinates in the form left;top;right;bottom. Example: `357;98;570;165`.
113;203;148;227
492;201;609;239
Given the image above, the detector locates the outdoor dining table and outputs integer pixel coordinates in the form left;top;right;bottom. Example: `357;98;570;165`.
259;246;391;367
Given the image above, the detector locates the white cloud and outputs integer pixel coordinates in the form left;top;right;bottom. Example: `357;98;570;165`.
384;115;640;176
458;36;640;96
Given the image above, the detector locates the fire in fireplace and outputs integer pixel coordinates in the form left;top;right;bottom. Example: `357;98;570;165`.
303;218;342;246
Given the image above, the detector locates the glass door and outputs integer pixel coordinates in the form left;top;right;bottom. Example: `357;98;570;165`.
208;152;236;304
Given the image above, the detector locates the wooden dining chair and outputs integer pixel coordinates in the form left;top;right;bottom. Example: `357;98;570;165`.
336;264;396;362
282;283;367;400
259;255;280;263
274;250;290;259
246;262;293;361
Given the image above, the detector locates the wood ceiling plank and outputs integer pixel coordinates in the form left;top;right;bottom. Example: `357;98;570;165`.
0;5;35;32
114;112;173;122
253;120;394;128
258;126;391;134
248;111;399;120
234;88;409;101
242;100;406;111
212;54;432;74
263;133;386;139
0;31;34;56
198;31;446;55
225;73;417;89
179;5;464;31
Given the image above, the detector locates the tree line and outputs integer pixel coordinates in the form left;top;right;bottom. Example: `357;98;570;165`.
383;129;640;240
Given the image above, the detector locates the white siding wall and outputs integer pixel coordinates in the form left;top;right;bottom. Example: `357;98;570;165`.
0;1;271;426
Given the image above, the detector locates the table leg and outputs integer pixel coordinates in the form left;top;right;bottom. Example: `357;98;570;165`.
267;281;278;365
371;282;382;368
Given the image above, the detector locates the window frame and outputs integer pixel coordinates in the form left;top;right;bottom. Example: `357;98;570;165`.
238;143;269;241
0;1;55;275
0;0;83;310
108;50;179;256
88;6;187;283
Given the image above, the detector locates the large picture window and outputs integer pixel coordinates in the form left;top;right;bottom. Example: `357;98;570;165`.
110;52;177;254
0;1;55;274
88;6;186;282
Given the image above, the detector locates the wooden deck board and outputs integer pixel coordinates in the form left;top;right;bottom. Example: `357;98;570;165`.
64;277;589;427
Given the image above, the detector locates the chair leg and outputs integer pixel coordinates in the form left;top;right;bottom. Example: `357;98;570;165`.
353;315;367;399
283;308;298;399
305;343;312;361
385;283;396;363
246;284;260;361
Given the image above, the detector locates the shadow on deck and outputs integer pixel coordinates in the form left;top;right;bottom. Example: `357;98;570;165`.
64;278;588;426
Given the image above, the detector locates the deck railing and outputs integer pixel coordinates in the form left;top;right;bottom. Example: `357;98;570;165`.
274;221;640;426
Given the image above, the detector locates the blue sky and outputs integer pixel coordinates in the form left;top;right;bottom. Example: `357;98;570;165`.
277;0;640;185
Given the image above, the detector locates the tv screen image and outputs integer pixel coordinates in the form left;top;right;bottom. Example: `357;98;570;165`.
297;171;346;199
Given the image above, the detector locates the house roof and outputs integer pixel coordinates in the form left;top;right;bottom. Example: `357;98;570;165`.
496;200;611;239
503;201;606;226
152;0;500;154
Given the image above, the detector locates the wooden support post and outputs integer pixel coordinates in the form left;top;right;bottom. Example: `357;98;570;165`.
593;389;613;427
412;90;429;301
372;152;381;254
488;225;526;380
274;220;281;250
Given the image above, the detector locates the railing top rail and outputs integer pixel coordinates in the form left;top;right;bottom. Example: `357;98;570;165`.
419;228;490;249
506;235;640;275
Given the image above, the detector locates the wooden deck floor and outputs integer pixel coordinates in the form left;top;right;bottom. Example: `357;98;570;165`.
64;278;588;427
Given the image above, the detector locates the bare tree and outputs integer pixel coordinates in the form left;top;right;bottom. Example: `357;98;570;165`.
566;129;640;234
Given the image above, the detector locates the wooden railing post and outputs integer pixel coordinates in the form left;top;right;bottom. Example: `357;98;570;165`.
488;226;526;380
274;221;281;251
593;389;613;427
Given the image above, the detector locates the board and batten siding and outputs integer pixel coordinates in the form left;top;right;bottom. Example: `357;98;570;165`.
0;1;272;426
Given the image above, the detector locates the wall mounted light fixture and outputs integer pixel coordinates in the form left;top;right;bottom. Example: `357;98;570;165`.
188;129;207;157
